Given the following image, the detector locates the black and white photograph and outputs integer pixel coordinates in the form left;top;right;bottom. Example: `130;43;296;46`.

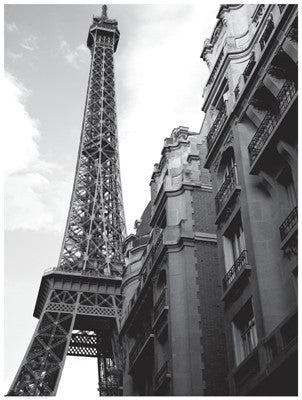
4;3;298;397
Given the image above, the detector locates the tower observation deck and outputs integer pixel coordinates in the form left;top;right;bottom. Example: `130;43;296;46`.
8;5;126;396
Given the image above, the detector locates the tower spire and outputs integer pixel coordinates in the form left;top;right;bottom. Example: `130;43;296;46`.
101;4;108;19
8;8;124;397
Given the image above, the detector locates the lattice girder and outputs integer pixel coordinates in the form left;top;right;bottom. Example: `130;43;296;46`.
8;284;122;396
57;14;126;277
8;7;125;397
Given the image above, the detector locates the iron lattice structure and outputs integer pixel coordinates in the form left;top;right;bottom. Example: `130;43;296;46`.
8;6;126;396
58;5;126;277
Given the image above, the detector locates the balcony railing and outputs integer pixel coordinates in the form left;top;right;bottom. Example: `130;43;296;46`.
279;206;298;242
154;360;171;391
248;80;297;164
243;52;256;83
215;164;238;214
129;327;154;369
207;107;227;151
153;288;168;323
223;250;248;291
259;18;274;50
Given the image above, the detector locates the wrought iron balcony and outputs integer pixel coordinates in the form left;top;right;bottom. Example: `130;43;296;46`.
129;327;154;371
259;18;274;50
154;360;171;392
215;164;239;215
153;288;168;326
248;80;297;165
279;206;298;242
207;106;227;151
222;250;248;291
243;52;256;83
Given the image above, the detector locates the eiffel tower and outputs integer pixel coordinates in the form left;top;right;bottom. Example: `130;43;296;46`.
8;5;126;396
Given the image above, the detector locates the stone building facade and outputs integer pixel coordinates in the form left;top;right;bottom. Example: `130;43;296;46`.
119;127;228;395
200;4;298;395
119;4;298;396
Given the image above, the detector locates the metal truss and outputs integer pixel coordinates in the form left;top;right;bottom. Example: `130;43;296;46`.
8;7;125;397
8;288;122;396
57;5;126;277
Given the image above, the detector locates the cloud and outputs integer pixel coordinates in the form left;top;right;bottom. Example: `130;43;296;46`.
4;72;70;233
6;50;24;62
59;40;89;69
6;22;18;32
20;35;39;51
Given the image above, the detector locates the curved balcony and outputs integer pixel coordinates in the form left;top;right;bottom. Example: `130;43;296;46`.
248;80;297;167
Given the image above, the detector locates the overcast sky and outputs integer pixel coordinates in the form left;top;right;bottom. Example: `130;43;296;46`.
4;2;220;397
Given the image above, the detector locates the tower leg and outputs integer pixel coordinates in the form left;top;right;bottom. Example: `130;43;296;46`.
8;290;80;396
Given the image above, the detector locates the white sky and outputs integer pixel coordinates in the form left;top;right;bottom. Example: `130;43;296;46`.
3;2;220;397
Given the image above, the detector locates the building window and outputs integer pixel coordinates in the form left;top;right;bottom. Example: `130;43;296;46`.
222;155;235;182
232;299;258;365
223;214;246;272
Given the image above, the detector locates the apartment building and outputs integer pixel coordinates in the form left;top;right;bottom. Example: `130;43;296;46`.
200;4;298;395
